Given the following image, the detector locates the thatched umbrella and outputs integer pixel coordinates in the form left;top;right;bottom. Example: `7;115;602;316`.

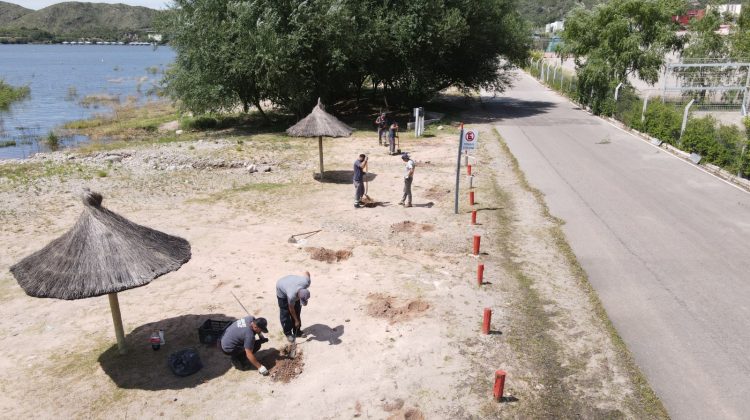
10;189;191;354
286;98;353;179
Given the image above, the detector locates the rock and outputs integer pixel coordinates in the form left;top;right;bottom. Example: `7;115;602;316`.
246;164;258;173
105;155;123;163
176;129;184;135
437;125;444;130
262;166;272;172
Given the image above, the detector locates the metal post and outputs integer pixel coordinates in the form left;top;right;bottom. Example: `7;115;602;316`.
614;82;623;101
642;93;650;123
680;99;695;140
108;293;126;354
553;66;558;86
738;143;747;178
454;124;465;215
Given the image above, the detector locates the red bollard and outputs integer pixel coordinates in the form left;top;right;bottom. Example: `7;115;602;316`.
477;263;485;286
473;234;481;255
469;191;475;205
482;308;492;334
493;370;507;401
471;210;477;225
467;164;472;176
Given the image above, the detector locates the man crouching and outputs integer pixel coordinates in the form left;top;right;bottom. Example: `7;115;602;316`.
219;316;270;375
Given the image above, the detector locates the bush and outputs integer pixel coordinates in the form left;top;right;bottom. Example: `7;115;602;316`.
641;101;682;144
45;132;59;150
681;116;745;172
181;115;218;130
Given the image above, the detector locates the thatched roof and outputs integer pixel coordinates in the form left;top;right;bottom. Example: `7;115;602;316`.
286;98;353;138
10;190;191;300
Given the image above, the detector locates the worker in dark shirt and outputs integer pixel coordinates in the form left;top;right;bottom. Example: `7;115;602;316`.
219;316;270;374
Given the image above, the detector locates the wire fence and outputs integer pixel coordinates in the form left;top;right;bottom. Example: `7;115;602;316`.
525;57;750;179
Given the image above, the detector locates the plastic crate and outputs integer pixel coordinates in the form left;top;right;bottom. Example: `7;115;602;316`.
198;319;232;344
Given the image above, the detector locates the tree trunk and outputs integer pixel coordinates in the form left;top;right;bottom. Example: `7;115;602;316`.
253;99;271;124
318;136;324;179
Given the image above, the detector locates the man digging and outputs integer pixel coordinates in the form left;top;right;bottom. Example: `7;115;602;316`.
276;271;311;343
218;316;270;375
353;153;368;208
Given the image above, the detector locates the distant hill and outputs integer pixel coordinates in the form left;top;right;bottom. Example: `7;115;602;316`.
0;1;160;42
0;1;31;26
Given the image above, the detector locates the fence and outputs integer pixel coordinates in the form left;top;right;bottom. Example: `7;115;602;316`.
525;57;750;179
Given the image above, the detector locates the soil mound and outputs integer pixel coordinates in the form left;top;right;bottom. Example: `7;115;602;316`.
424;186;450;200
270;348;304;383
390;221;434;234
366;294;430;323
387;408;425;420
305;247;352;263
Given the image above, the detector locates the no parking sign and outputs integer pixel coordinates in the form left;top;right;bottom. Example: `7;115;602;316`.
462;129;478;150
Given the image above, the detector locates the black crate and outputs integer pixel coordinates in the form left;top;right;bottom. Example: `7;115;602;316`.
198;319;232;344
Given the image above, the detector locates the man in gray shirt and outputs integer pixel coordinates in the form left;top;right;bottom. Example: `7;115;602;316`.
276;271;312;342
219;316;270;375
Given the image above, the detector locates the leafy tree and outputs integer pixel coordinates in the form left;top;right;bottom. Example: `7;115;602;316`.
561;0;684;114
160;0;530;117
729;2;750;58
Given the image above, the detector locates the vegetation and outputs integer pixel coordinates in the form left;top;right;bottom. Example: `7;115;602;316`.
561;0;684;114
63;102;178;141
0;79;30;109
160;0;530;117
0;1;160;43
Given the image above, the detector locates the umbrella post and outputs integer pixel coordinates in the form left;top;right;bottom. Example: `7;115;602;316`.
108;293;127;354
318;136;324;179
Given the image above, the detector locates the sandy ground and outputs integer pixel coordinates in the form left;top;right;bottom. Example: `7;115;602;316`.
0;110;661;418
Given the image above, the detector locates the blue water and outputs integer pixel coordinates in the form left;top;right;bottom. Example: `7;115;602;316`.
0;44;176;159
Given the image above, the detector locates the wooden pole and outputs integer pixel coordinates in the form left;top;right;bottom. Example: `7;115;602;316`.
318;136;324;179
108;293;126;354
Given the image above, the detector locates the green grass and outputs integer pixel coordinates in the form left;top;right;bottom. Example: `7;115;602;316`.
0;79;30;109
0;161;96;184
63;102;178;138
0;140;17;148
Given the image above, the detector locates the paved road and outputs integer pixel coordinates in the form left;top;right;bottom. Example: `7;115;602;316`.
490;72;750;420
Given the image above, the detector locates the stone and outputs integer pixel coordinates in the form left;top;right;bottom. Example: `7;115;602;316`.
176;129;184;135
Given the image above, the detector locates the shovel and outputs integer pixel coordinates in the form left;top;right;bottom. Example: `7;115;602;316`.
288;229;322;244
363;161;371;201
231;291;297;359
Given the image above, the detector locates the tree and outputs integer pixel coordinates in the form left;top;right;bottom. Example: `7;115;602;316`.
561;0;684;114
160;0;530;117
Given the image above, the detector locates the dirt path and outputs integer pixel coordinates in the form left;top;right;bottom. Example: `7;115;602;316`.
0;111;663;417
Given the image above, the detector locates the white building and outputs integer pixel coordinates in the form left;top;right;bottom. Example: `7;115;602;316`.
545;20;565;33
147;33;163;42
709;4;742;17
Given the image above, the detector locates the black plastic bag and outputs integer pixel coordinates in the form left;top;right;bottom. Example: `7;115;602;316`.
168;347;203;377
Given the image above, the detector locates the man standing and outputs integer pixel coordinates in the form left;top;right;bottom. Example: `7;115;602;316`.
375;113;387;146
388;121;399;155
276;271;311;342
353;154;368;208
399;153;415;207
219;315;270;375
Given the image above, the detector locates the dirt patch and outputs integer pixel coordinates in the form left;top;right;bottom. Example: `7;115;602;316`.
383;398;405;412
270;348;305;383
305;247;352;263
390;221;434;234
387;408;425;420
424;185;450;200
366;293;430;323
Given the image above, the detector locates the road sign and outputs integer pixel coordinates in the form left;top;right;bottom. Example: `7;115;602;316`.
462;129;478;150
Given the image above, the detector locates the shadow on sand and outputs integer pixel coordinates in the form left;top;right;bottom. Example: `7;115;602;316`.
98;314;281;390
313;171;378;184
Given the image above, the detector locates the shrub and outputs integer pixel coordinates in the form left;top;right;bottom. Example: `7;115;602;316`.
681;116;745;172
45;132;59;150
641;100;682;144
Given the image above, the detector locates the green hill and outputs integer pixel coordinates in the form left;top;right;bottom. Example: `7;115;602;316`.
0;1;31;26
0;1;160;41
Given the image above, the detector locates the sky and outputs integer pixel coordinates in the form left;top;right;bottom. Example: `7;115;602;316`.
6;0;169;10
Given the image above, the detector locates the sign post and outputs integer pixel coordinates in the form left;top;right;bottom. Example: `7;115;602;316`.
454;124;464;214
454;127;478;214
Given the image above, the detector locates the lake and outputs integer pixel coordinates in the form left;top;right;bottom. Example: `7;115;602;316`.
0;44;176;159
